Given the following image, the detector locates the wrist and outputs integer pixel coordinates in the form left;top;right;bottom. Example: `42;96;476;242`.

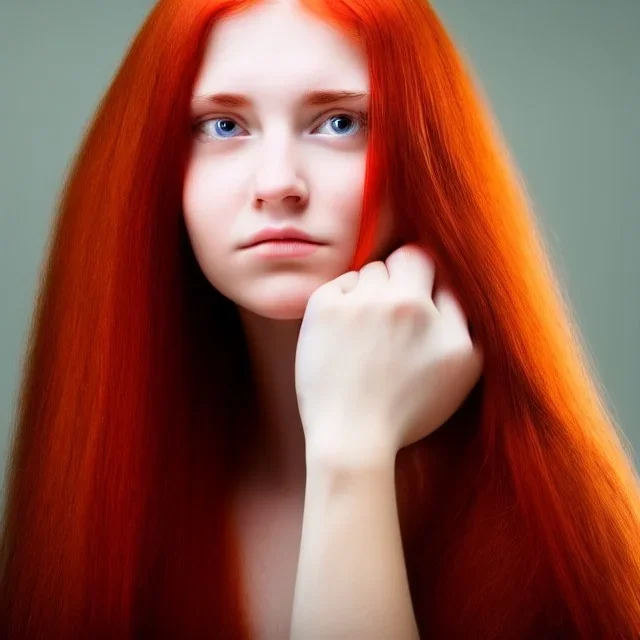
305;432;397;476
304;443;397;512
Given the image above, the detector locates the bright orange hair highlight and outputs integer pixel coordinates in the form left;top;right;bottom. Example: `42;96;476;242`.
1;0;639;637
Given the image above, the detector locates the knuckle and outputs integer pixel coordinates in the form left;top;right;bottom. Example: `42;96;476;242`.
360;260;386;273
405;244;437;269
390;295;431;318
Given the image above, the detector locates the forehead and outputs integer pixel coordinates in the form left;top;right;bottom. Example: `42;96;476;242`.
193;1;369;98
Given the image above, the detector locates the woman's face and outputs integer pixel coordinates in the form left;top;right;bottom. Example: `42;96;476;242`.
183;0;398;320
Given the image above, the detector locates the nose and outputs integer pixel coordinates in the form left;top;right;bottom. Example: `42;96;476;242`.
252;137;309;210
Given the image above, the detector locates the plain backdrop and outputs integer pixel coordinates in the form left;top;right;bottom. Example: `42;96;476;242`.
1;0;638;500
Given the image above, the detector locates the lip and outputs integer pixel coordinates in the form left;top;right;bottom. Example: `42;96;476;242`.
247;240;321;258
240;226;323;248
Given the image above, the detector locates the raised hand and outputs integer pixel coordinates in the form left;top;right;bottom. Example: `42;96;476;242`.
295;243;484;466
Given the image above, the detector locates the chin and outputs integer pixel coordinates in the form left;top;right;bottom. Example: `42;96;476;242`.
225;269;343;320
235;286;319;320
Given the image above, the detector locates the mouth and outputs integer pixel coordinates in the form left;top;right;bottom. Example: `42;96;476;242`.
240;226;325;249
248;238;321;246
244;239;323;258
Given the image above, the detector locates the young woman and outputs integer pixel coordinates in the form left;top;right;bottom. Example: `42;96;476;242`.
1;0;639;638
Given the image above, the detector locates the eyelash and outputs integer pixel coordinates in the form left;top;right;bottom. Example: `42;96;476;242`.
191;110;369;142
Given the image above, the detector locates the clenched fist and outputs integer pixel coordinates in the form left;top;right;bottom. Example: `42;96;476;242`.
295;243;484;466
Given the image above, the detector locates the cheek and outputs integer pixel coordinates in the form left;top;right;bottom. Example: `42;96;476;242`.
181;158;243;297
182;156;243;252
316;155;398;263
312;152;367;243
183;154;243;220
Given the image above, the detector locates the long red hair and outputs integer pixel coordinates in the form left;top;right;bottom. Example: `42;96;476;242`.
2;0;639;637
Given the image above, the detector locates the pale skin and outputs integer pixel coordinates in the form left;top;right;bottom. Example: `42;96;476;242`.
182;1;483;638
292;246;483;639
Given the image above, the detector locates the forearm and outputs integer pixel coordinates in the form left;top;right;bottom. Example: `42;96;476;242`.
289;448;420;640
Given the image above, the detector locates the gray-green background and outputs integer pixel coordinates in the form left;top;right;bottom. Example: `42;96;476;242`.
1;0;638;496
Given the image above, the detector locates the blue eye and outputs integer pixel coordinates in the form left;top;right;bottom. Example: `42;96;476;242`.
195;112;368;141
315;114;366;136
210;118;245;139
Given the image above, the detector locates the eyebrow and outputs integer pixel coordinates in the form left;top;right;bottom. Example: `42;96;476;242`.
190;90;369;112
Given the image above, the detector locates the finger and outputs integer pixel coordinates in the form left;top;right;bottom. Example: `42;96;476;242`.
433;287;470;335
333;270;360;294
318;270;359;297
354;260;389;294
386;244;436;296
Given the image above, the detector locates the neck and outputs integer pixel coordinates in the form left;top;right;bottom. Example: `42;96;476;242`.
236;307;307;497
